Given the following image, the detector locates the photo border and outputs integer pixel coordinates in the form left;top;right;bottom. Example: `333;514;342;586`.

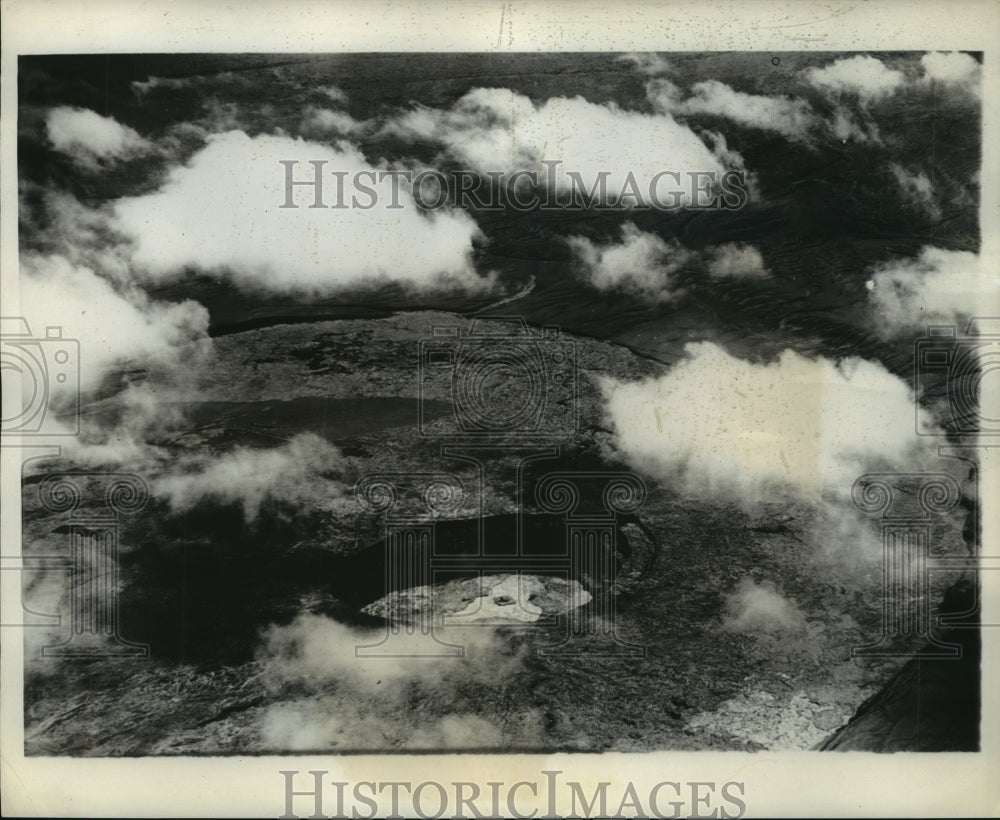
2;1;999;816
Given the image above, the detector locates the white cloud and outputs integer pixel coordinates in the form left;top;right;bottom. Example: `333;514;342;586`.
195;98;243;133
318;84;348;104
300;106;362;137
22;190;134;283
805;55;905;102
256;613;538;751
699;130;749;176
153;433;349;522
60;383;191;468
722;578;808;634
655;80;817;141
113;131;491;295
617;53;673;76
45;107;151;167
644;78;684;110
866;247;986;335
600;342;938;507
18;253;210;393
12;253;211;465
890;163;939;218
828;106;880;143
921;51;981;95
131;76;191;97
16;186;213;461
706;242;770;279
567;223;690;302
383;87;731;206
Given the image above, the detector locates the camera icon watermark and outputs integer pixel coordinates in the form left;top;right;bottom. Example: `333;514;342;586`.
914;317;1000;437
418;317;577;440
0;316;80;436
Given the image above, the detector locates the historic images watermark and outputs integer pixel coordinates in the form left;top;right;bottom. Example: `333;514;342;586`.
355;317;647;658
278;770;748;820
278;161;749;212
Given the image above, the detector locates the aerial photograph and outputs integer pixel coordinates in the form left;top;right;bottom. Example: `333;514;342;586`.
12;50;986;759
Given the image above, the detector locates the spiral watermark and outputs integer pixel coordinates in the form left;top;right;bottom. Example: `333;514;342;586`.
31;471;150;658
851;471;970;659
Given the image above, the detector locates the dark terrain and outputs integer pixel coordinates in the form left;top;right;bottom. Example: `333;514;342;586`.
21;313;977;754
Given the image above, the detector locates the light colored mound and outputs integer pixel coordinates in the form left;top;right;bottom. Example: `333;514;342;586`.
362;573;592;625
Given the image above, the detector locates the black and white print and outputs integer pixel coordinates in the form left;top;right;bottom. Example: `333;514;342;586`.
8;48;993;767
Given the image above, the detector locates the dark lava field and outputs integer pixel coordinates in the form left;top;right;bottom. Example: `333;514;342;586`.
21;314;978;755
